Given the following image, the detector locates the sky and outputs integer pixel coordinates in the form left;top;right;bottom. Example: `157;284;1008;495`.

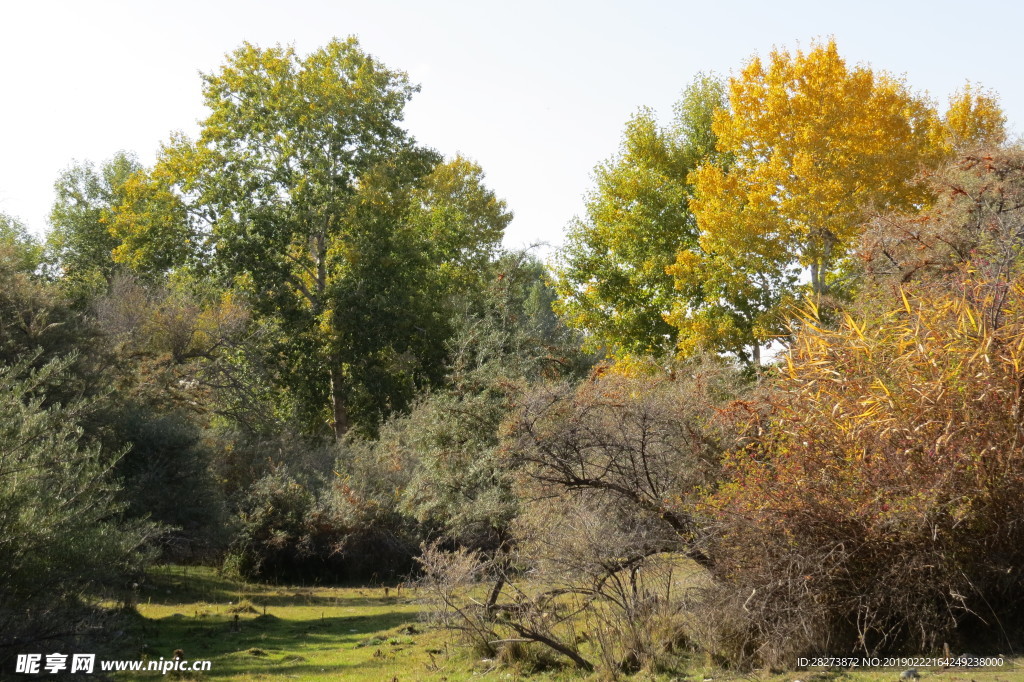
2;0;1022;258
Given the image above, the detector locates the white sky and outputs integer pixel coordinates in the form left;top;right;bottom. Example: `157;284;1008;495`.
2;0;1022;258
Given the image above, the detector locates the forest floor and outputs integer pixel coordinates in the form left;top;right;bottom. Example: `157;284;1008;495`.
113;565;1024;681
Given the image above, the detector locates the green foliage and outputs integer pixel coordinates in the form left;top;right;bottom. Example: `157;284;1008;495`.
0;356;156;662
209;428;336;506
224;468;321;582
410;155;513;287
357;253;591;549
222;254;591;582
20;35;1024;676
107;145;196;278
224;462;421;583
0;212;43;273
0;242;102;406
121;39;510;437
554;75;725;360
47;151;142;287
183;38;448;438
112;408;228;560
398;383;522;548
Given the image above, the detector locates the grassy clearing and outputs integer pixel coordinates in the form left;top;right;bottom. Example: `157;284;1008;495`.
115;566;1024;682
118;565;578;680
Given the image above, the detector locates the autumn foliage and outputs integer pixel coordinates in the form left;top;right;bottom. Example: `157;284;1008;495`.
667;40;1007;365
708;272;1024;661
863;148;1024;287
12;32;1024;677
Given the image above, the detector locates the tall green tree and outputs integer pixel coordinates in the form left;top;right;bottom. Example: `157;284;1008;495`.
115;39;510;437
553;75;725;360
47;151;142;286
1;213;42;274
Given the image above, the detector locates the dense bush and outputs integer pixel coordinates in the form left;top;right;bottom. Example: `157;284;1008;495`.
708;274;1024;664
223;460;422;583
113;409;228;561
421;361;745;675
223;467;329;582
0;358;156;666
862;148;1024;288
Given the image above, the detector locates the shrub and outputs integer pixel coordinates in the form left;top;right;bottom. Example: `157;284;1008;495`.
710;274;1024;664
114;409;228;561
862;147;1024;288
224;467;331;582
507;359;743;569
0;357;156;666
224;458;422;583
417;360;745;675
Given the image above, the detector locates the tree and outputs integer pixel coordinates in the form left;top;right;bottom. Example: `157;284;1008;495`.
389;253;590;549
666;231;796;367
107;149;196;278
47;152;143;286
506;362;739;571
417;360;745;674
941;83;1006;154
553;75;725;360
116;39;510;437
0;356;155;663
671;40;1007;365
0;218;91;377
1;213;42;274
690;40;940;295
408;155;512;287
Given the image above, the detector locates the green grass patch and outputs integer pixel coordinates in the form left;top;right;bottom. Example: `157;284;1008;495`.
117;565;580;680
112;565;1024;681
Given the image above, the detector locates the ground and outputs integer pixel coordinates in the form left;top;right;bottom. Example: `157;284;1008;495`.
119;565;572;680
114;565;1024;681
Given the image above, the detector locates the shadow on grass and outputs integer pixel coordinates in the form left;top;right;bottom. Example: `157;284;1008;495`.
244;592;413;608
141;566;415;606
127;608;420;677
141;566;251;605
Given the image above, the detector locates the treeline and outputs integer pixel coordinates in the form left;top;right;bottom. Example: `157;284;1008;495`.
0;37;591;666
2;36;1023;676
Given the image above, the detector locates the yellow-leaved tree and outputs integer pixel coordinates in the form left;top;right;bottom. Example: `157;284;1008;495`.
668;39;1006;365
940;82;1006;153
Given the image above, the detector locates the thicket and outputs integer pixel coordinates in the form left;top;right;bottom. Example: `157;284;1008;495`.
698;147;1024;665
220;252;591;583
417;138;1024;674
708;271;1024;665
0;356;157;667
419;360;746;673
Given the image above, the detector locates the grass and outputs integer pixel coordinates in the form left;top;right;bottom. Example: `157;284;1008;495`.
117;565;577;680
114;565;1024;681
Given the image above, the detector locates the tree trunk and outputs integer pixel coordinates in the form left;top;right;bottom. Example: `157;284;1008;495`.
809;261;822;296
810;236;835;296
330;365;349;439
